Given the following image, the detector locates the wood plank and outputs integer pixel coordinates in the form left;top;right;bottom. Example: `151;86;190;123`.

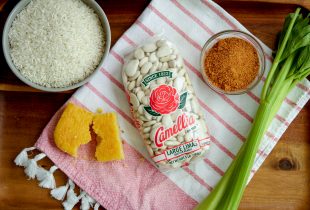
0;83;74;93
0;92;72;210
221;0;310;10
0;0;309;210
240;103;310;209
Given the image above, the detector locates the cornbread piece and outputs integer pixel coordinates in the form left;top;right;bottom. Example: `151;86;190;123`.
54;103;93;157
92;113;124;162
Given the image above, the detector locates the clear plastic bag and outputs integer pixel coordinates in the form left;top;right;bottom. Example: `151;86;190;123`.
122;37;210;171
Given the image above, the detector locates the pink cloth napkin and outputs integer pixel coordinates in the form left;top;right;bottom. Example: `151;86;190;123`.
35;0;310;209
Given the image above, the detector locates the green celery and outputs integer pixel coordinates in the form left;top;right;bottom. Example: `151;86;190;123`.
261;8;301;101
196;8;310;210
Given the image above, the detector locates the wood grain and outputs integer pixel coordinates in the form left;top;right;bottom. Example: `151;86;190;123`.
221;0;310;10
0;0;309;210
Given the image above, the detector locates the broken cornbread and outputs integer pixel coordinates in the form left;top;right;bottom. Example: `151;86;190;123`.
54;103;124;162
54;103;93;157
92;113;124;162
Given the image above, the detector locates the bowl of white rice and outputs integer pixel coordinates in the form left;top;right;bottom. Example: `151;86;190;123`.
2;0;111;92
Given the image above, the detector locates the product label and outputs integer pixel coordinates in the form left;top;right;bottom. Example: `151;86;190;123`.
125;63;211;169
152;138;210;163
165;140;200;159
154;113;195;147
142;70;173;87
142;70;188;117
144;84;187;116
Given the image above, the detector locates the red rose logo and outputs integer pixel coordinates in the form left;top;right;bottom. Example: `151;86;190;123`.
150;85;180;115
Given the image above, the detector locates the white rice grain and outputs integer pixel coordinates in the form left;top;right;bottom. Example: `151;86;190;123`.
9;0;105;88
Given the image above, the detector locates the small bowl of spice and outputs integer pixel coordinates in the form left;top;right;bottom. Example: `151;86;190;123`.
200;30;265;94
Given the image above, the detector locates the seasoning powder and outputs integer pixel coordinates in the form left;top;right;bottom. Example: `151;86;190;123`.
203;37;259;91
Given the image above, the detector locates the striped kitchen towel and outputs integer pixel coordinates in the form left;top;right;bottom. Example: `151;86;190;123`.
33;0;310;209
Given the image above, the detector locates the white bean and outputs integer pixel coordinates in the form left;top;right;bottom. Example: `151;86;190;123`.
161;62;168;70
134;48;144;59
136;75;143;87
139;57;148;67
124;59;139;77
175;56;183;67
129;93;139;109
156;40;168;47
141;62;152;75
128;80;135;91
157;77;166;85
168;60;176;68
144;89;151;96
144;120;156;127
149;82;158;90
165;140;180;146
143;43;157;52
129;71;140;81
134;87;141;94
145;111;152;120
149;52;158;62
137;90;144;102
157;45;172;57
174;77;185;92
142;96;149;105
160;54;177;62
138;105;144;115
146;145;154;156
178;68;186;77
162;115;173;127
143;126;151;133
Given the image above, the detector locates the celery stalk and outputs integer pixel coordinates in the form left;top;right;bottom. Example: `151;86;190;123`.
267;55;295;103
261;8;301;100
219;102;271;210
196;8;310;210
194;143;246;209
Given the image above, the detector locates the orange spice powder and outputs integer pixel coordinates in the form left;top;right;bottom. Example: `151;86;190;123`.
204;37;259;92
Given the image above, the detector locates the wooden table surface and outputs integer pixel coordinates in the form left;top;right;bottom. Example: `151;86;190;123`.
0;0;309;209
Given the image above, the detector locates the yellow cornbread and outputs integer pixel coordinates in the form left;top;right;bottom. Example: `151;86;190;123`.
92;113;124;162
54;103;93;157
